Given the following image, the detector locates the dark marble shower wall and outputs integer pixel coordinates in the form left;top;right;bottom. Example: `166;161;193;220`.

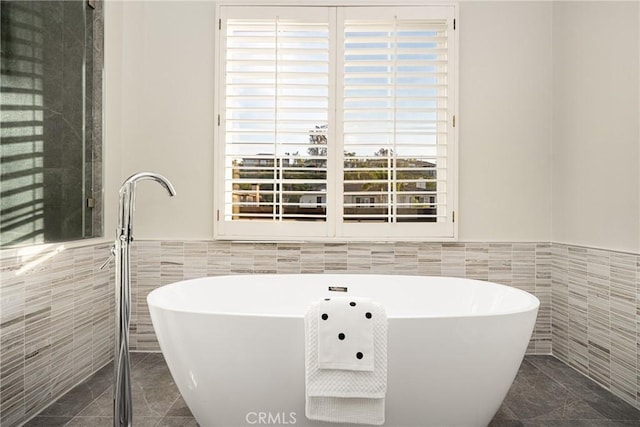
90;0;103;240
0;0;102;246
41;0;85;242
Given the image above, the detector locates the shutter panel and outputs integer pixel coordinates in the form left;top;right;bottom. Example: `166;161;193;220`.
221;8;331;228
340;7;453;228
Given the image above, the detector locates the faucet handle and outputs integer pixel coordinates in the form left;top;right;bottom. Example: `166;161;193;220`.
99;245;116;270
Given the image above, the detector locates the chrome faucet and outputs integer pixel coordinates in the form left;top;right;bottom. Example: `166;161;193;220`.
110;172;176;427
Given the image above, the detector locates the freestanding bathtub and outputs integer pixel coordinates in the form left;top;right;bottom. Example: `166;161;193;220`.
147;274;539;427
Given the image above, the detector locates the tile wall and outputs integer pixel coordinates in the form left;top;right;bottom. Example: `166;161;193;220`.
551;244;639;408
0;243;114;427
2;239;639;426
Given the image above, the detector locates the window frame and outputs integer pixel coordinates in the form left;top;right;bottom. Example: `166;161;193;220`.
214;1;458;242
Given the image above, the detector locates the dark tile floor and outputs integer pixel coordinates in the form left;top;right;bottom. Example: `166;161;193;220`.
25;354;640;427
24;353;195;427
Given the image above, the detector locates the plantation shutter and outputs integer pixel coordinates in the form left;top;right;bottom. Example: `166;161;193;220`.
338;7;455;238
218;7;333;238
216;5;457;240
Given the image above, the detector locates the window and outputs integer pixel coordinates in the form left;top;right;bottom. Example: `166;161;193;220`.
215;4;457;241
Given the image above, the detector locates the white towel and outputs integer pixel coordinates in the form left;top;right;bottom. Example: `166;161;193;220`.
318;298;375;371
305;297;387;425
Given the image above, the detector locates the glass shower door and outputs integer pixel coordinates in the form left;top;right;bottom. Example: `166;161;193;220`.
0;0;101;247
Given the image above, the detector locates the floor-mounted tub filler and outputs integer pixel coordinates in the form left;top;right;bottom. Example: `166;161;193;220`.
104;172;176;427
148;274;539;426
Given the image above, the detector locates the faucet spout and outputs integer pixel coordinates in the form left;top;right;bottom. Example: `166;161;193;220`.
121;171;177;197
117;172;176;244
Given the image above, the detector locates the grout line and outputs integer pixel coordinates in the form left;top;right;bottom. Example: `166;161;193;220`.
158;393;184;426
525;355;581;396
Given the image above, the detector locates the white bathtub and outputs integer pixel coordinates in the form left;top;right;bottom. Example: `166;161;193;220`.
147;274;539;427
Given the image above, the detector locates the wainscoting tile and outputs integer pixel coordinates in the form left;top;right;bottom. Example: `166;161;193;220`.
0;243;114;427
300;243;325;274
551;244;640;410
183;242;207;280
276;243;301;274
5;239;639;425
417;243;442;276
441;242;466;277
464;243;489;281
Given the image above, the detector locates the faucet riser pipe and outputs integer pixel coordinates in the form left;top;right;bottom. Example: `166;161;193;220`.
111;172;175;427
114;237;132;427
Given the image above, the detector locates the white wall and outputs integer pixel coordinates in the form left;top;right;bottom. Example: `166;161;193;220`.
105;0;216;240
458;1;553;242
105;1;558;243
103;0;124;238
552;1;640;253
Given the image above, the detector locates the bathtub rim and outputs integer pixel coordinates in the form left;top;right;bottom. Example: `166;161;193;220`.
147;274;540;319
146;273;540;320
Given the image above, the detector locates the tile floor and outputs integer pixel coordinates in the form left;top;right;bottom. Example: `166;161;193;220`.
24;354;640;427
